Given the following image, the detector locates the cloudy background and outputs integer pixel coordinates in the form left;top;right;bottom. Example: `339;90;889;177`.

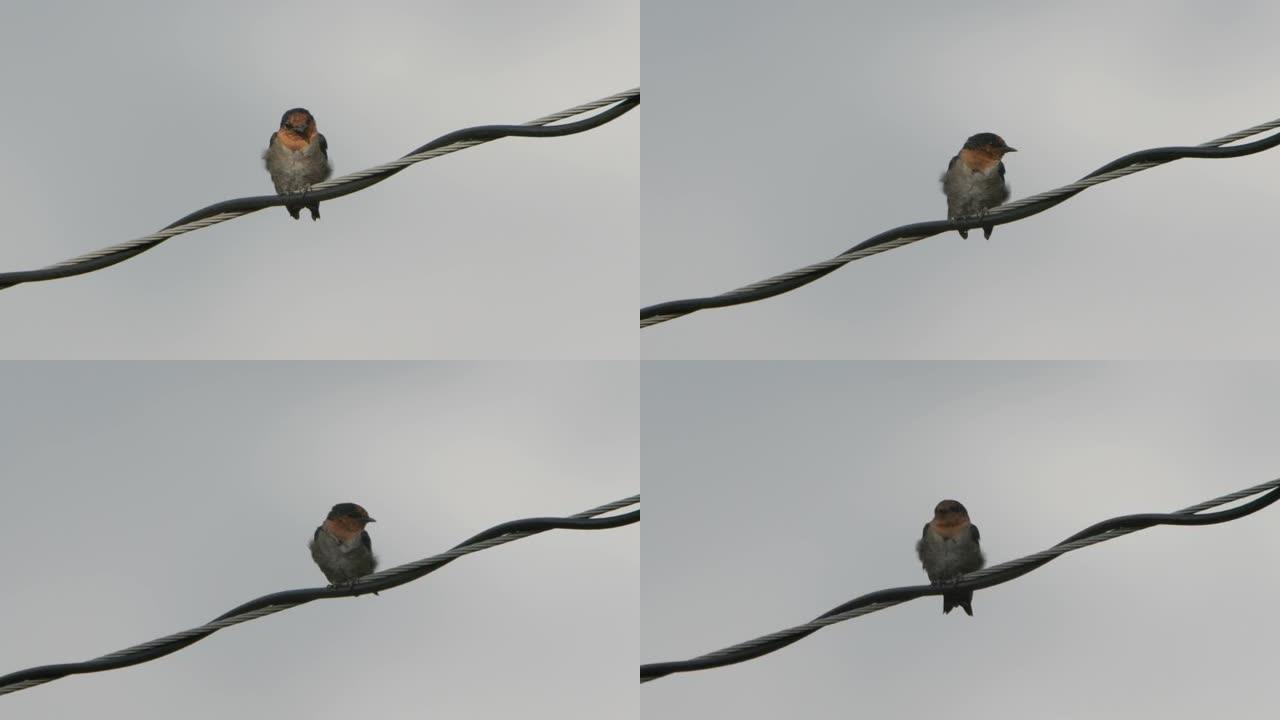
0;362;637;718
642;0;1280;358
642;362;1280;718
0;0;637;359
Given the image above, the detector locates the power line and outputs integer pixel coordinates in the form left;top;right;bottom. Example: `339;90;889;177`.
640;116;1280;327
0;494;639;697
0;88;639;291
640;478;1279;682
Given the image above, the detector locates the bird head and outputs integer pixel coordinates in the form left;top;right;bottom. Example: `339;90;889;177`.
279;108;318;138
963;132;1016;156
327;502;376;531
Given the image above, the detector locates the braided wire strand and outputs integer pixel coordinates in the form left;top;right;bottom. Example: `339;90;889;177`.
641;116;1280;328
307;88;641;190
5;88;639;285
0;494;639;697
641;478;1279;682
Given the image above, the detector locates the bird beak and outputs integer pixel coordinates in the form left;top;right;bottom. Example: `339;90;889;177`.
365;517;376;523
289;124;309;134
1002;146;1017;153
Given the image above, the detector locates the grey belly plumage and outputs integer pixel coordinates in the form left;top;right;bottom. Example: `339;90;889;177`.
264;140;331;195
917;534;984;583
942;166;1009;219
309;530;376;584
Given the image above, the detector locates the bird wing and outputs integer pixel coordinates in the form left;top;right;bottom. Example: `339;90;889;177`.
361;529;373;552
940;154;961;187
318;133;328;159
262;133;279;164
969;524;981;543
997;161;1006;178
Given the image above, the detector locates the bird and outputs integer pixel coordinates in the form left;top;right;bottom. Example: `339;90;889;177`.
940;132;1016;239
309;502;378;587
916;499;984;616
263;107;332;220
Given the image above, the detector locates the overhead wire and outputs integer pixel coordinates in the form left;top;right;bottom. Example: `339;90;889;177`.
0;88;639;291
640;478;1280;682
0;494;639;697
640;115;1280;327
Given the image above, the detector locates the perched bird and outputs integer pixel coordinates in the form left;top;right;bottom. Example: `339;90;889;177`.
940;132;1016;239
309;503;378;586
263;107;332;220
916;499;984;616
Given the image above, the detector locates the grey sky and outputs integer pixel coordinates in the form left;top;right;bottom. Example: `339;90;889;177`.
1;362;637;718
9;1;1280;718
0;0;637;359
642;0;1280;358
642;362;1280;718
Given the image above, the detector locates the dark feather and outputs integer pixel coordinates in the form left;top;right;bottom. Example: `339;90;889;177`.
943;591;975;616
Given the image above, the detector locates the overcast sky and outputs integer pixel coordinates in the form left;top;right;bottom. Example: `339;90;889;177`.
0;0;637;359
642;362;1280;718
1;362;637;719
642;0;1280;358
10;2;1280;718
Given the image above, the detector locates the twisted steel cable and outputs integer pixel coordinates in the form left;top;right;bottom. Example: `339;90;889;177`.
640;478;1280;682
0;494;639;697
641;115;1280;327
0;88;639;291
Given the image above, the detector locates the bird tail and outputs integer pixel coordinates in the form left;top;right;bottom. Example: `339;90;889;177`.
283;203;321;220
943;590;974;616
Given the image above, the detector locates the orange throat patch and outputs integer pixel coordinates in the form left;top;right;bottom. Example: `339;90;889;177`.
276;129;310;152
931;518;970;538
959;148;1000;173
322;517;361;542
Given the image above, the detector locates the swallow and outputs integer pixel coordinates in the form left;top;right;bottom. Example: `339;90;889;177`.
309;502;378;587
916;499;985;616
263;107;332;220
940;132;1016;239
